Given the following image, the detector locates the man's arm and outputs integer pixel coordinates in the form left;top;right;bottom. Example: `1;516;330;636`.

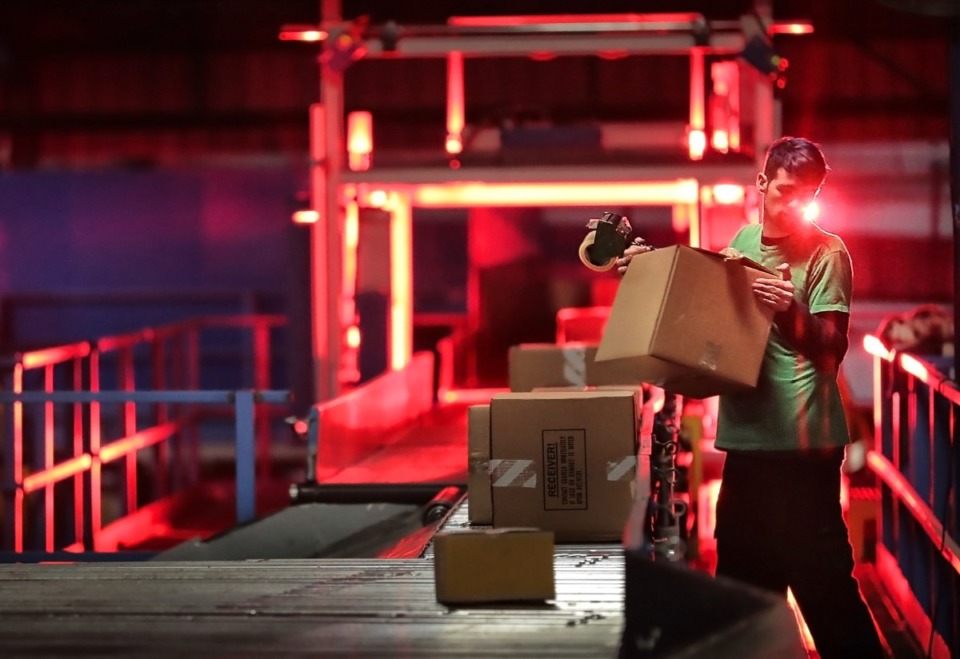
775;303;850;371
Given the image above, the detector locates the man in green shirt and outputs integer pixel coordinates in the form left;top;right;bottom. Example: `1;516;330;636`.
617;137;883;658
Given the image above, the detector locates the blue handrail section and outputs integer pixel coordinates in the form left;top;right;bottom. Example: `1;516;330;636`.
864;335;959;656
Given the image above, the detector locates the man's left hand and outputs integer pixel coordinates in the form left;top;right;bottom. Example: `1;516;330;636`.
752;263;794;312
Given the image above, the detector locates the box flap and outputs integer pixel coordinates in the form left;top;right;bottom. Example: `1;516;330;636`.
594;246;677;362
690;246;776;276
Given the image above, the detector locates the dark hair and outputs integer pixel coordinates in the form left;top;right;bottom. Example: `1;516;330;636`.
763;136;829;186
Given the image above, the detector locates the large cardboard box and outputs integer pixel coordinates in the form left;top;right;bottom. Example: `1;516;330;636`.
595;245;774;399
433;528;555;604
489;390;640;542
467;404;492;525
508;342;638;392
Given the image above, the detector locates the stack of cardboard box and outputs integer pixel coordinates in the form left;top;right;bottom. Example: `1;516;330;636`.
439;245;775;603
471;244;775;539
468;389;644;542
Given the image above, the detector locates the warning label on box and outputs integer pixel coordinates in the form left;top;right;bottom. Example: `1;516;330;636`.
542;429;587;511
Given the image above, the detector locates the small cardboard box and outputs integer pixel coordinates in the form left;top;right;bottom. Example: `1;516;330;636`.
595;245;774;399
467;404;492;525
489;390;640;542
433;528;555;604
508;342;639;392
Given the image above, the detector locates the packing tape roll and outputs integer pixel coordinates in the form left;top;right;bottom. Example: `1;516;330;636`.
606;455;638;481
488;459;538;488
579;231;617;272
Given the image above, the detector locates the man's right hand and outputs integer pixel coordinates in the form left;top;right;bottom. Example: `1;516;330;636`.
616;238;654;275
719;247;743;262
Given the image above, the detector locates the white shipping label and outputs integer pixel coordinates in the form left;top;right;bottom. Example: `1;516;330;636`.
542;429;587;510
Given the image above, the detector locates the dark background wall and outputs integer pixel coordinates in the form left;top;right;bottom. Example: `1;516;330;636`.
0;0;950;356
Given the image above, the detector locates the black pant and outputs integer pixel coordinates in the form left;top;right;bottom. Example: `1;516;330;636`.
715;449;884;659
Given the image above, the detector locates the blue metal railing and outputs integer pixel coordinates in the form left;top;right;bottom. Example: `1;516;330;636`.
865;335;959;657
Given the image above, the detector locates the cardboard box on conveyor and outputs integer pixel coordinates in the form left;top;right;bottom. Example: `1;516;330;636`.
472;389;645;542
433;528;555;605
507;342;639;392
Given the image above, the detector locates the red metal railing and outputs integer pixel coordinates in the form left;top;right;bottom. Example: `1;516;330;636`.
862;334;958;655
1;314;289;556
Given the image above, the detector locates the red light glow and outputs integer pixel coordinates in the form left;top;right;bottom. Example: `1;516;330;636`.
292;209;319;224
279;27;329;42
687;129;706;161
598;50;629;60
347;111;373;171
446;52;464;155
99;422;179;464
448;13;703;27
769;22;814;35
711;129;729;153
802;201;819;222
899;354;930;382
863;334;893;360
710;60;740;153
440;388;501;405
412;180;699;207
368;190;388;208
529;51;557;62
385;194;412;370
445;136;463;155
688;47;705;161
787;588;817;653
346;325;362;349
712;183;745;205
22;455;93;494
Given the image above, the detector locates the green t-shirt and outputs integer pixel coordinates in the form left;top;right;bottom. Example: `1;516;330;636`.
715;223;852;452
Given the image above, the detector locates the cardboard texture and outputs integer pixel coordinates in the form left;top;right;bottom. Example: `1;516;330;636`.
433;529;555;604
467;405;492;525
508;342;639;392
489;390;640;542
595;245;775;398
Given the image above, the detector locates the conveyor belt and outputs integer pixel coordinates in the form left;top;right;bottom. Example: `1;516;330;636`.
0;498;628;659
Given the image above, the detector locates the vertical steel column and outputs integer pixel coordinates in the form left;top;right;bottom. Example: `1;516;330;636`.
387;193;413;371
186;324;201;485
952;15;960;381
688;47;705;160
253;320;271;479
72;356;84;548
446;51;464;155
234;390;256;523
752;0;780;156
43;364;54;551
120;346;138;515
151;336;169;498
88;349;102;550
311;0;345;401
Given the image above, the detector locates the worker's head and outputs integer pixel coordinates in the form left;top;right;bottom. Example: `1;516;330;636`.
757;137;829;230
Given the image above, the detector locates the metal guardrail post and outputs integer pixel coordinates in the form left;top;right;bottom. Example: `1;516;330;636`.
234;390;256;524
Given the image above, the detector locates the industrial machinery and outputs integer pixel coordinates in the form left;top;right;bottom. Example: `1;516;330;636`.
280;4;810;402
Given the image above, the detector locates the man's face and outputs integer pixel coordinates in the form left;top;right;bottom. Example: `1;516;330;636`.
757;167;821;231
